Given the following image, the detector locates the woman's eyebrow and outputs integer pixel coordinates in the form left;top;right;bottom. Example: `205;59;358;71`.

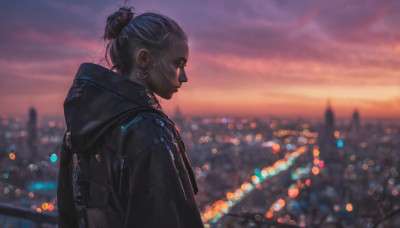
178;57;187;63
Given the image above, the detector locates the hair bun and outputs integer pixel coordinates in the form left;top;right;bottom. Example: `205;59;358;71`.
104;7;134;41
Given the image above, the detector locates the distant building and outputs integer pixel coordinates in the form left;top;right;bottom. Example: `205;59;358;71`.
319;100;338;163
325;100;335;138
0;124;6;159
173;106;184;130
174;106;183;119
349;109;360;134
27;107;38;159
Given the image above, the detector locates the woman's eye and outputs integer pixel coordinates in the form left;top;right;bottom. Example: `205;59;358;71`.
177;61;187;68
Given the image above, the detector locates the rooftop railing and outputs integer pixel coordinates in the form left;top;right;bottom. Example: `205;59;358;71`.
0;203;57;228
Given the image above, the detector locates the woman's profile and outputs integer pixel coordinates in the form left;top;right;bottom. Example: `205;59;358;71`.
57;7;204;228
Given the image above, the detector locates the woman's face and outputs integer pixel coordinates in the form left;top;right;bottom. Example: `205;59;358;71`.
147;39;189;100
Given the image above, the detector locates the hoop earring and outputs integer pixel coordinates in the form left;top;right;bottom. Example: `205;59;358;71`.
149;64;155;72
136;70;148;80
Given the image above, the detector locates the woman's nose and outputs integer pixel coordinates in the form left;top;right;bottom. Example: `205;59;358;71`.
179;69;188;83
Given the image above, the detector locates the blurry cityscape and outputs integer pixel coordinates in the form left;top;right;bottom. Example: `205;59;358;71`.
0;104;399;228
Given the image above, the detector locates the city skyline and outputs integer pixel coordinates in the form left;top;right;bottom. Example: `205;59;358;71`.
0;0;399;118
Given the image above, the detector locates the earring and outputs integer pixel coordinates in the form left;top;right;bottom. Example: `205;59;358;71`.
136;70;148;80
149;64;155;72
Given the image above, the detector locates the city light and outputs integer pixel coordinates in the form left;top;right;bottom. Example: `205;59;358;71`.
288;185;299;198
272;144;280;154
50;153;58;162
48;121;56;128
333;205;340;212
337;139;344;148
334;131;340;138
346;203;353;212
42;203;49;210
265;211;273;219
28;181;57;192
15;188;22;196
201;147;307;223
9;152;16;160
0;107;398;228
313;148;319;157
28;192;35;199
271;199;285;212
312;167;320;175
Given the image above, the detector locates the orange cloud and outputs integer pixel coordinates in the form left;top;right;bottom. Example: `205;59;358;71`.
1;0;400;120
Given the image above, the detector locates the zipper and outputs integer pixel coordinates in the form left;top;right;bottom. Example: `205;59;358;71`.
119;156;126;196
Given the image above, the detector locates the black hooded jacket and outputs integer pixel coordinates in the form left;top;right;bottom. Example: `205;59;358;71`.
57;63;204;228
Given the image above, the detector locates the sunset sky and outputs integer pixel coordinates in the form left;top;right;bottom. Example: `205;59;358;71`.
0;0;399;119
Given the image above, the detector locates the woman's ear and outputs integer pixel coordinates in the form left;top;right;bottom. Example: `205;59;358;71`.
136;48;151;69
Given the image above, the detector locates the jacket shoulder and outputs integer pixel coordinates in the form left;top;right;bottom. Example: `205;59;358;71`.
112;111;175;159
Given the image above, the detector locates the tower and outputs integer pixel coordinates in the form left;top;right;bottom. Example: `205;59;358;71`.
350;109;360;134
27;107;38;159
174;106;182;119
325;100;335;138
173;106;184;130
319;100;337;163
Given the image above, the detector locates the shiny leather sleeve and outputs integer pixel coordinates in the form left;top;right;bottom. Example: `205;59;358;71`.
118;114;204;228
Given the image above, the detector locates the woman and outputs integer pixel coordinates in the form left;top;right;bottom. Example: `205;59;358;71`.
57;7;204;228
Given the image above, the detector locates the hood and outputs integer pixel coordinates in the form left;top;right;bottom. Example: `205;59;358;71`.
64;63;164;154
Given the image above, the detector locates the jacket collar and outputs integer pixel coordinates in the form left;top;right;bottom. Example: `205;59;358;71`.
75;63;163;112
